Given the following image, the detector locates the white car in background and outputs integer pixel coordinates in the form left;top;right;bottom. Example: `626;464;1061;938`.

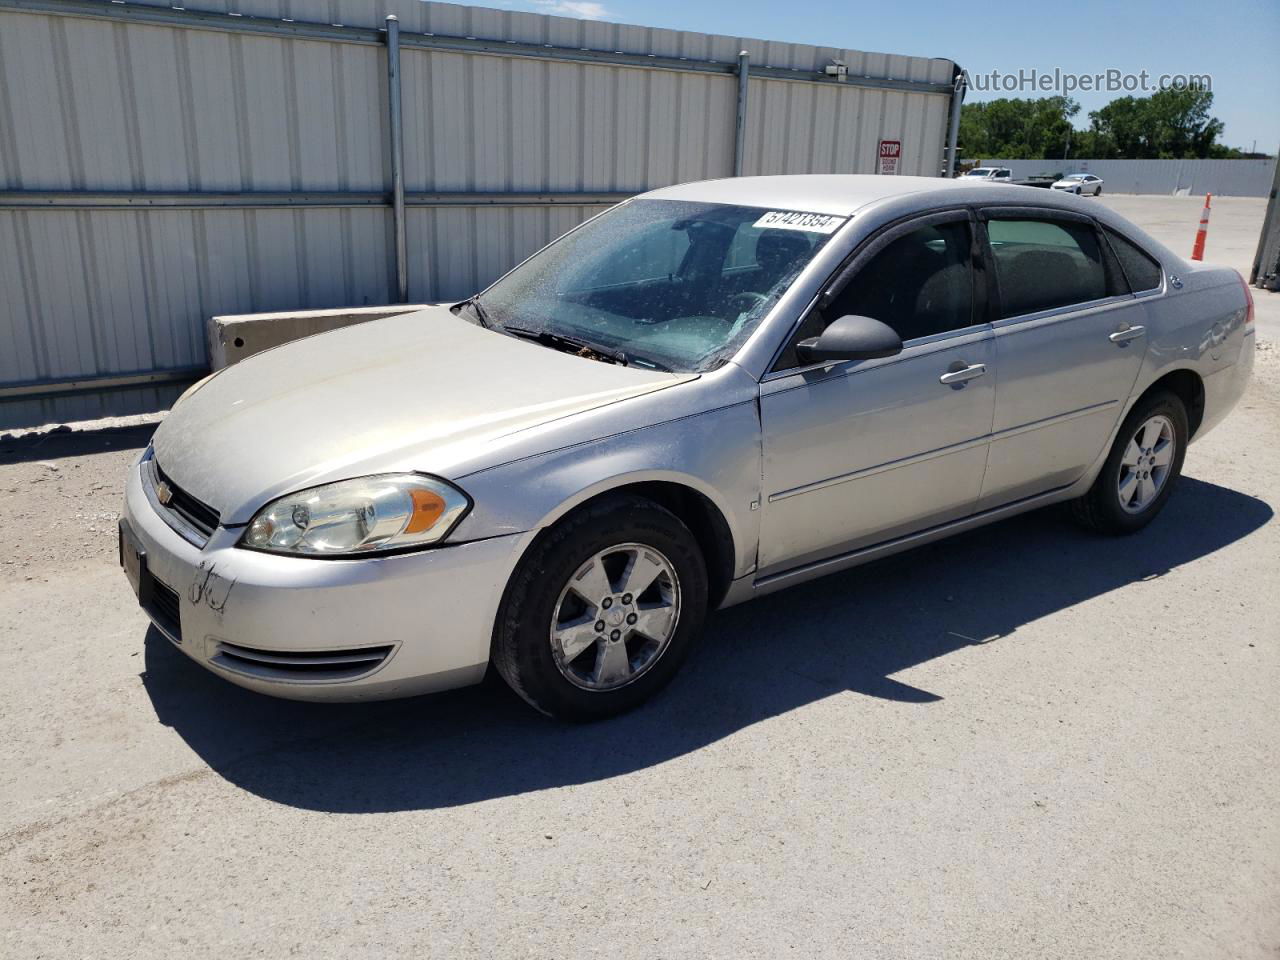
1052;173;1104;196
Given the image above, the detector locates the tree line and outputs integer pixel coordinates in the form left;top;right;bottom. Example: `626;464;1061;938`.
958;88;1258;161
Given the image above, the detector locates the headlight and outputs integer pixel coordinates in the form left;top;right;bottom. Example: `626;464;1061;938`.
240;474;470;556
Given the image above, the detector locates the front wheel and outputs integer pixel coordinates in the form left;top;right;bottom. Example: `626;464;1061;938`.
492;495;708;720
1070;391;1188;534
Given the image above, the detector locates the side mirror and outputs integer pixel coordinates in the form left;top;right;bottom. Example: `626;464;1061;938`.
795;314;903;365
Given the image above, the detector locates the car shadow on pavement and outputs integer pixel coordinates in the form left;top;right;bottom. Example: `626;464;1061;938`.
141;475;1272;812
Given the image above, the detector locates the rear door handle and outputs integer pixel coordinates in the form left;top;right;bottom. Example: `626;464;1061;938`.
1109;325;1145;343
939;363;987;385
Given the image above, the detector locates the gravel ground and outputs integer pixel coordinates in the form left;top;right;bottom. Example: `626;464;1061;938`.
2;343;1277;958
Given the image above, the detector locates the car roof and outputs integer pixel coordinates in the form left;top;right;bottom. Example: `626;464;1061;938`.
642;174;1022;217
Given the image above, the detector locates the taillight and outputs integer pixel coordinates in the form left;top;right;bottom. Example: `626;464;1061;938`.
1240;272;1255;327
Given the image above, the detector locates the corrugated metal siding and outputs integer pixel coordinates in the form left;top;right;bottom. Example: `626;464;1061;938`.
0;207;394;382
976;158;1278;198
0;0;957;427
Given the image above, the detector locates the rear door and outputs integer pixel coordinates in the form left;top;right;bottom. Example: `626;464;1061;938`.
757;210;995;574
977;207;1148;507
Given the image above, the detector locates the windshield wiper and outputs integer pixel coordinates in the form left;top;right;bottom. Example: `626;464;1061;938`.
501;325;630;366
454;296;494;328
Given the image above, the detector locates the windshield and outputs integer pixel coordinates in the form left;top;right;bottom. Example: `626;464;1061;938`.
965;168;993;177
469;198;843;372
1066;174;1086;180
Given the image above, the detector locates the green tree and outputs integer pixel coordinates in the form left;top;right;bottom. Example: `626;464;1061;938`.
958;96;1079;160
1086;87;1224;159
959;88;1231;161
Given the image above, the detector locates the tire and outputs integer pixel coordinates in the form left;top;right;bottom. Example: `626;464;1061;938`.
1070;391;1188;535
492;494;708;721
1095;185;1103;196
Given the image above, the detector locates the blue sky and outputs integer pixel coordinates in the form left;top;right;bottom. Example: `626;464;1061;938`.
505;0;1280;152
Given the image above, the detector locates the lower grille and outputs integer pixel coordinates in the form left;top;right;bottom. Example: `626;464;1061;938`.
147;577;182;643
211;642;395;683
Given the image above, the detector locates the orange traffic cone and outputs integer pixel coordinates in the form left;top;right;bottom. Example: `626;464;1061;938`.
1191;193;1212;261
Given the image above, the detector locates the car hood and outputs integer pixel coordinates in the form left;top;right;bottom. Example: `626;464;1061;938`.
152;306;695;524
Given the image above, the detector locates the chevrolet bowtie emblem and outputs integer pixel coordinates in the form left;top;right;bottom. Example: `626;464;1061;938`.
155;480;173;505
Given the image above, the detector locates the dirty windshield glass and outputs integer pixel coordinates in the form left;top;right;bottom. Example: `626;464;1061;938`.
470;199;843;372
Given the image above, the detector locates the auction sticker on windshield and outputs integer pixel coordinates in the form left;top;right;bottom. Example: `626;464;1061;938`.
752;211;846;234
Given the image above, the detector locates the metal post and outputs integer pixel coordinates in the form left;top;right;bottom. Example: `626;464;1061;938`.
1249;145;1280;284
944;71;965;177
733;51;749;177
385;15;408;302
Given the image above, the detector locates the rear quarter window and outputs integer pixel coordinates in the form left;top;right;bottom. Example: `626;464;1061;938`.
1102;226;1163;292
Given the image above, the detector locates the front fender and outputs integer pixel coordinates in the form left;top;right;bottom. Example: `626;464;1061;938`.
452;400;763;580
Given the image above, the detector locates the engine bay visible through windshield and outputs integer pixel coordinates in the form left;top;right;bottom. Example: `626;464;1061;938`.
458;198;845;373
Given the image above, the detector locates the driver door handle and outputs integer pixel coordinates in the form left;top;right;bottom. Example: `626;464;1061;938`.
1109;325;1145;343
939;363;987;385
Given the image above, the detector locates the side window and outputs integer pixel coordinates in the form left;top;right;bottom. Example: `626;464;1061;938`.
775;220;973;370
1102;226;1162;292
987;217;1107;317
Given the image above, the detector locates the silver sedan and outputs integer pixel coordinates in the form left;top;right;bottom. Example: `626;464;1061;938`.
121;175;1255;719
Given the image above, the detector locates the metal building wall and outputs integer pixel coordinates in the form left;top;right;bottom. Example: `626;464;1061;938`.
975;157;1278;197
0;0;958;428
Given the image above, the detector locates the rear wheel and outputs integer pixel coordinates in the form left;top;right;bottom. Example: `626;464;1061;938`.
492;495;708;721
1070;391;1187;534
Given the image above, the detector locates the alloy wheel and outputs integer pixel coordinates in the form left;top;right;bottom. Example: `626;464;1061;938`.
549;543;681;691
1117;414;1175;513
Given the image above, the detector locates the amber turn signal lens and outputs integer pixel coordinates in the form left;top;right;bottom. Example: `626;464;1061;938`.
404;488;447;533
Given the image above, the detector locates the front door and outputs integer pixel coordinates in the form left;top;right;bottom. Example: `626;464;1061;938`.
758;213;996;574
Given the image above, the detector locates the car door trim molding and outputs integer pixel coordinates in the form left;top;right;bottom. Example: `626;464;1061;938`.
988;292;1138;334
767;430;993;502
987;398;1120;443
764;396;1116;504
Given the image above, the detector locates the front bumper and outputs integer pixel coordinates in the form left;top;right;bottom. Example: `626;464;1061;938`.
122;455;530;701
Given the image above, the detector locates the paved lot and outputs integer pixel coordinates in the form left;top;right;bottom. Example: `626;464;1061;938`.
3;203;1279;959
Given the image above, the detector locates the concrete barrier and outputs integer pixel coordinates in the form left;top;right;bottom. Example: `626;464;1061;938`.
208;305;434;370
